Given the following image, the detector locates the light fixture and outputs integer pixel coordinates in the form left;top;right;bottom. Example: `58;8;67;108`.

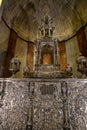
0;0;2;6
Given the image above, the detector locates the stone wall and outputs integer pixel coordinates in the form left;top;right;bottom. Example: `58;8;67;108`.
65;36;80;77
0;78;87;130
15;38;28;77
85;25;87;40
0;19;10;77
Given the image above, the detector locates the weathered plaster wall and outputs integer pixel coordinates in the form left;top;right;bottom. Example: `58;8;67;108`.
0;19;10;76
0;20;10;52
15;38;28;77
84;26;87;40
65;36;80;77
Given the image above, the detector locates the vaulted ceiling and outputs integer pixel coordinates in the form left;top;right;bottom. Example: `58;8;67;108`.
1;0;87;42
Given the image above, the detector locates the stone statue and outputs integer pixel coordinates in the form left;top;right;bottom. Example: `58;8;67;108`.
61;81;71;130
23;65;30;78
76;54;87;77
66;64;73;77
9;55;21;78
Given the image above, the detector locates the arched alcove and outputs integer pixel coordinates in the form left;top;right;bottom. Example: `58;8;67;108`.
41;44;54;65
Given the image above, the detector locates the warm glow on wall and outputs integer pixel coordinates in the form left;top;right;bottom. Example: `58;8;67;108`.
0;0;2;6
43;54;52;65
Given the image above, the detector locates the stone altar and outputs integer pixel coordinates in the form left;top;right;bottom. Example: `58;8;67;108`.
0;78;87;130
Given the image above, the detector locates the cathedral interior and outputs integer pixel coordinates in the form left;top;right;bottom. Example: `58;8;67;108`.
0;0;87;130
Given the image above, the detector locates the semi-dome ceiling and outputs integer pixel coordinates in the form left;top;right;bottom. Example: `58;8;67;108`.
1;0;87;42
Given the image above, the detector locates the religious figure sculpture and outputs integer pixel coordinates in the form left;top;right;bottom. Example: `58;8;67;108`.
23;65;30;78
65;64;73;78
76;53;87;78
9;55;21;78
61;81;71;130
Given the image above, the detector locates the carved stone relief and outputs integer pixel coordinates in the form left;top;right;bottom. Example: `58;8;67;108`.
32;82;63;130
0;79;87;130
68;81;87;130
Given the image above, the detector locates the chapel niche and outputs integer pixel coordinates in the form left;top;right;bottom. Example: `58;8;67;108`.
41;44;54;65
